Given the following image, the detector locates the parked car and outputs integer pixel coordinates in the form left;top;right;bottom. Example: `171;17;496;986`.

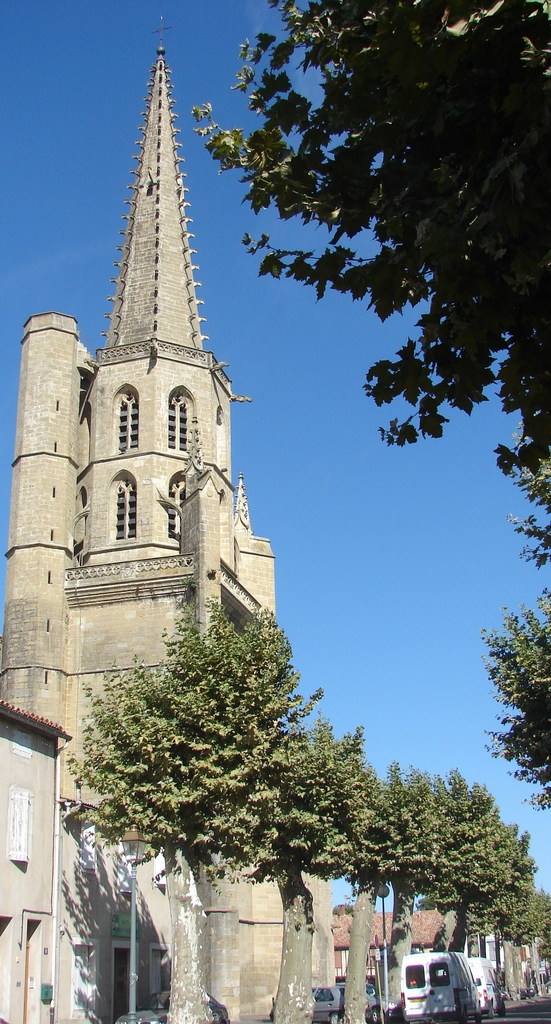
335;982;382;1023
208;995;230;1024
401;952;481;1024
313;986;345;1024
114;991;230;1024
386;1002;404;1022
493;990;506;1017
364;983;382;1024
468;957;503;1018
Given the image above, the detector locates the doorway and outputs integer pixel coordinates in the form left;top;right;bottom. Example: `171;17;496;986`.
23;919;41;1024
113;946;130;1023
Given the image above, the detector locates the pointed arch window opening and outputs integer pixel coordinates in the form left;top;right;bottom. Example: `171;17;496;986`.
168;393;188;451
167;478;186;541
118;393;139;452
116;480;137;540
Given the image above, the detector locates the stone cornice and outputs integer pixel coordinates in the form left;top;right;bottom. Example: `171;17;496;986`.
220;565;260;613
65;554;194;607
97;339;208;367
96;340;231;390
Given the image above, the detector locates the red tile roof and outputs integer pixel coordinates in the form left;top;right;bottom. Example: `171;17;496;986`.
333;909;444;950
0;700;71;741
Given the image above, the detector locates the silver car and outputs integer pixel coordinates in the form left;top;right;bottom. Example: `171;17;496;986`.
114;991;230;1024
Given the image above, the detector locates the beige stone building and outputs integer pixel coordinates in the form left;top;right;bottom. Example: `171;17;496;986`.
0;701;70;1024
0;43;332;1024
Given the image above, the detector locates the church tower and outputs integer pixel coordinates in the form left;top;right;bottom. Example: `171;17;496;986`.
1;43;332;1023
1;41;275;737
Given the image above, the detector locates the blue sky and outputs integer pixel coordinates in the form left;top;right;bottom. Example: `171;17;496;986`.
1;1;549;903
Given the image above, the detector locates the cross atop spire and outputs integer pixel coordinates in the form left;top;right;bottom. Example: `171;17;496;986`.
153;16;172;54
105;49;206;350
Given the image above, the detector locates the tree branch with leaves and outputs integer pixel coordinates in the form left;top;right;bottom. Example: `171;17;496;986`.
196;0;551;474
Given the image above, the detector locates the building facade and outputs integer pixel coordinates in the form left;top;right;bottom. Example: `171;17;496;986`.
0;701;70;1024
1;43;333;1024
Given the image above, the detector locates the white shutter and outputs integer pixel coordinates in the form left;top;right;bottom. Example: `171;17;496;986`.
72;942;95;1014
8;786;32;861
80;824;97;872
116;855;132;893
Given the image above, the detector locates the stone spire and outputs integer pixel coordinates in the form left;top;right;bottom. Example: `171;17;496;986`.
235;473;252;534
106;45;206;349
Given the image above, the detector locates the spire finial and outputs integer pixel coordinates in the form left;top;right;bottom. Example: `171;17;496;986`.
153;16;172;55
107;39;206;351
235;474;252;532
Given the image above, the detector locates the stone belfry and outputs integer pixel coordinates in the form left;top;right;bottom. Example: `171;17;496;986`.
1;41;275;740
0;43;332;1021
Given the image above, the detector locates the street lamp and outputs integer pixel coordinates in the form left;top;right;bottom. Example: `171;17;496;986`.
377;883;390;1017
121;830;148;1020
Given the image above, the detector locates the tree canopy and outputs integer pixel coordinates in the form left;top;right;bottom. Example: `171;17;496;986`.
72;606;317;864
532;889;551;960
197;0;551;473
71;606;319;1024
484;594;551;807
509;458;551;568
258;719;370;1024
426;771;535;948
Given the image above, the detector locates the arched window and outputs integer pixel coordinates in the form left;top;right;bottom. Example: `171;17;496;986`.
116;478;137;540
167;475;186;540
117;390;139;452
73;487;89;565
168;390;188;450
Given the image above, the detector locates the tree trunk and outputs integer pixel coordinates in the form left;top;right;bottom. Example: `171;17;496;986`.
433;910;457;951
274;866;315;1024
512;944;524;995
491;937;499;974
344;885;376;1024
494;934;502;985
503;941;517;998
387;883;414;1003
165;841;210;1024
448;905;468;952
531;940;541;994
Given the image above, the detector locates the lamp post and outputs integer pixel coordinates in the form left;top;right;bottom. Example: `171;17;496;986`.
377;883;390;1017
121;830;148;1020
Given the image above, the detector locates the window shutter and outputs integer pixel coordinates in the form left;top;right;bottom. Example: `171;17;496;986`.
8;786;32;861
80;824;97;872
116;856;132;893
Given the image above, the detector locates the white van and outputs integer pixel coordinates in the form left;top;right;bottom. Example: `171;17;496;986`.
401;952;481;1024
467;958;502;1017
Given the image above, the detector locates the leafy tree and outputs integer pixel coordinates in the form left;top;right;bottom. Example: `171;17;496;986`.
339;762;382;1024
341;765;438;1021
509;458;551;568
196;0;551;474
262;719;369;1024
428;771;535;949
532;890;551;961
484;595;551;806
481;449;551;806
380;766;441;1002
471;826;536;943
415;896;436;911
71;607;318;1024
